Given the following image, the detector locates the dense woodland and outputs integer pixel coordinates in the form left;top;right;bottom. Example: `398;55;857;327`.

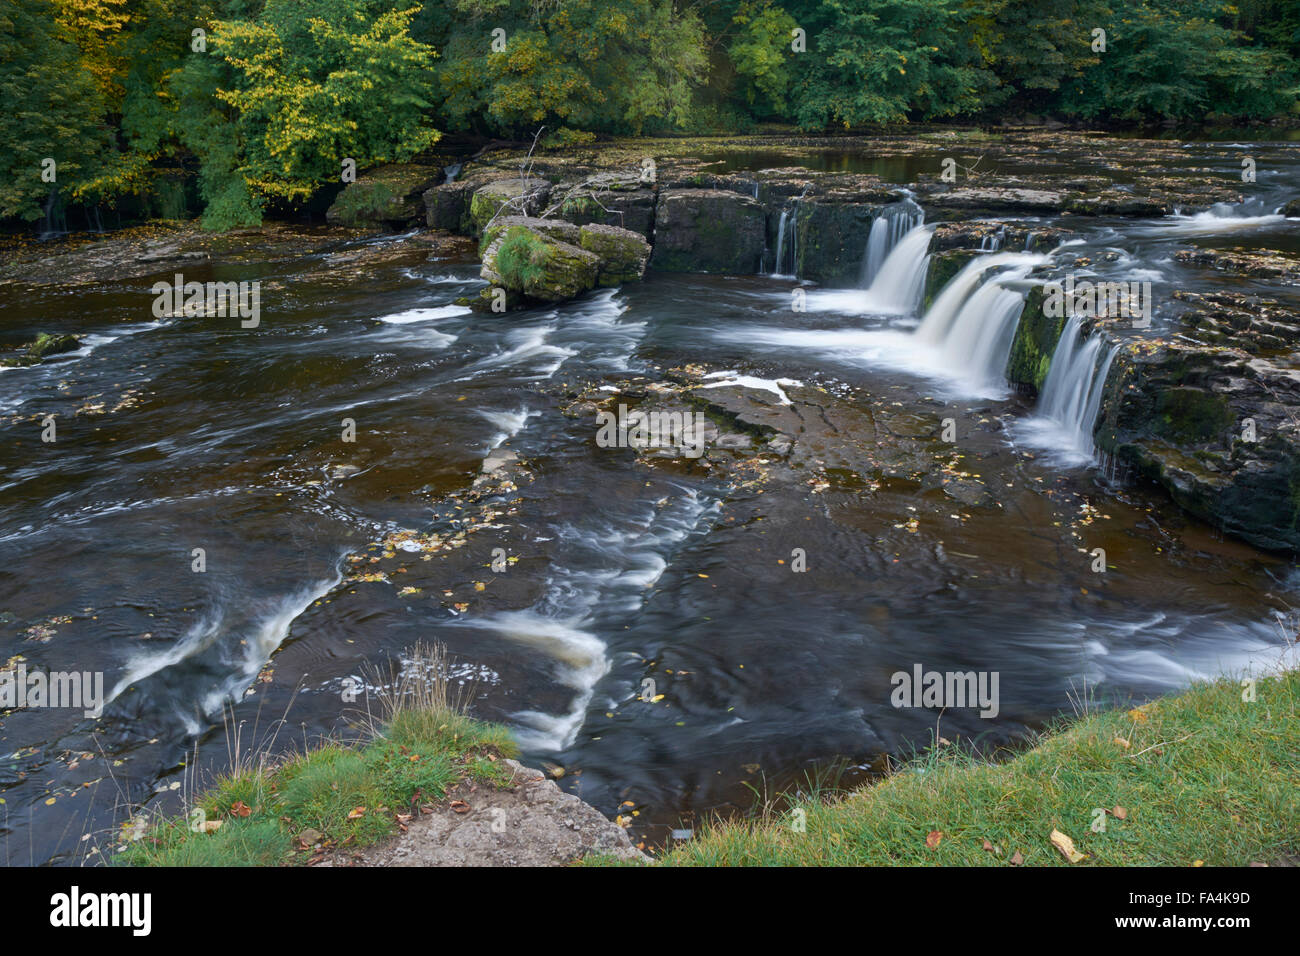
3;0;1298;228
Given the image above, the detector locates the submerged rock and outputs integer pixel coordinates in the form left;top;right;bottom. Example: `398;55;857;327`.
1;332;81;366
1174;248;1300;286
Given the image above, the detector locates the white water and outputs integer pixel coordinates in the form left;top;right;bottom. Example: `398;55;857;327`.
770;209;790;277
911;251;1049;392
1017;314;1118;466
1138;200;1286;236
802;224;934;316
455;491;719;751
864;224;933;313
860;202;924;287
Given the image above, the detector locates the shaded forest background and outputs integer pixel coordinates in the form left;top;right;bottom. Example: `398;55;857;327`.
4;0;1298;228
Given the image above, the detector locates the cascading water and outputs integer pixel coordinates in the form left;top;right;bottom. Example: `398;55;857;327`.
1018;314;1118;464
771;186;811;277
771;210;789;276
859;199;924;287
862;224;933;314
912;251;1049;393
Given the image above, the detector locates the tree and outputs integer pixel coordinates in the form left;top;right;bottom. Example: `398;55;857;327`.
432;0;708;136
0;0;108;221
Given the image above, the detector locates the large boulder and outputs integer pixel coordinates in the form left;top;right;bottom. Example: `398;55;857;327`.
651;189;765;274
325;164;441;226
578;224;650;286
479;218;599;302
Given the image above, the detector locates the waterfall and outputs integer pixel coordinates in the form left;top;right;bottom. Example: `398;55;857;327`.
912;251;1049;391
862;224;933;314
859;200;924;287
771;210;789;277
1030;315;1118;461
771;186;811;278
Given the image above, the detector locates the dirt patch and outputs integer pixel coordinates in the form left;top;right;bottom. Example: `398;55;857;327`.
325;760;648;867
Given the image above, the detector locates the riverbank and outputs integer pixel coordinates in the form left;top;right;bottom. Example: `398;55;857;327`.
116;663;1299;867
616;667;1300;867
112;644;644;867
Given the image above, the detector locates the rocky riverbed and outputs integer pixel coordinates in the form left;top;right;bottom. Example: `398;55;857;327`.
2;128;1298;865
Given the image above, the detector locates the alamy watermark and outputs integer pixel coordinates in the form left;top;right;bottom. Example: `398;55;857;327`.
0;664;104;717
890;664;1000;718
1042;274;1152;328
595;404;708;459
151;273;260;327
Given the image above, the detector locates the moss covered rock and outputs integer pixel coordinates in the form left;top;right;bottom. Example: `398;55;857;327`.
921;250;977;313
1005;286;1067;394
480;221;599;302
578;224;650;285
469;179;552;235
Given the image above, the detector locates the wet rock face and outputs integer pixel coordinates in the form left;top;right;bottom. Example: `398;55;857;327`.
650;188;765;274
325;164;442;226
1092;292;1300;553
424;180;476;232
1005;287;1067;394
789;200;880;286
546;173;657;238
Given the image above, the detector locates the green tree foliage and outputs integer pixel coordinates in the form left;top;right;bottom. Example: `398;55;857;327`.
787;0;995;127
2;0;1298;230
1056;0;1299;121
430;0;707;136
0;0;108;220
727;0;800;116
199;0;440;226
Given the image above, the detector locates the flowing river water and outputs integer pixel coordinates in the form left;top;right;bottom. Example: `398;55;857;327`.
2;138;1298;864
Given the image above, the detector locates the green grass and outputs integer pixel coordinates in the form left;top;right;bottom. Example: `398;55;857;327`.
116;645;518;866
635;670;1300;867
